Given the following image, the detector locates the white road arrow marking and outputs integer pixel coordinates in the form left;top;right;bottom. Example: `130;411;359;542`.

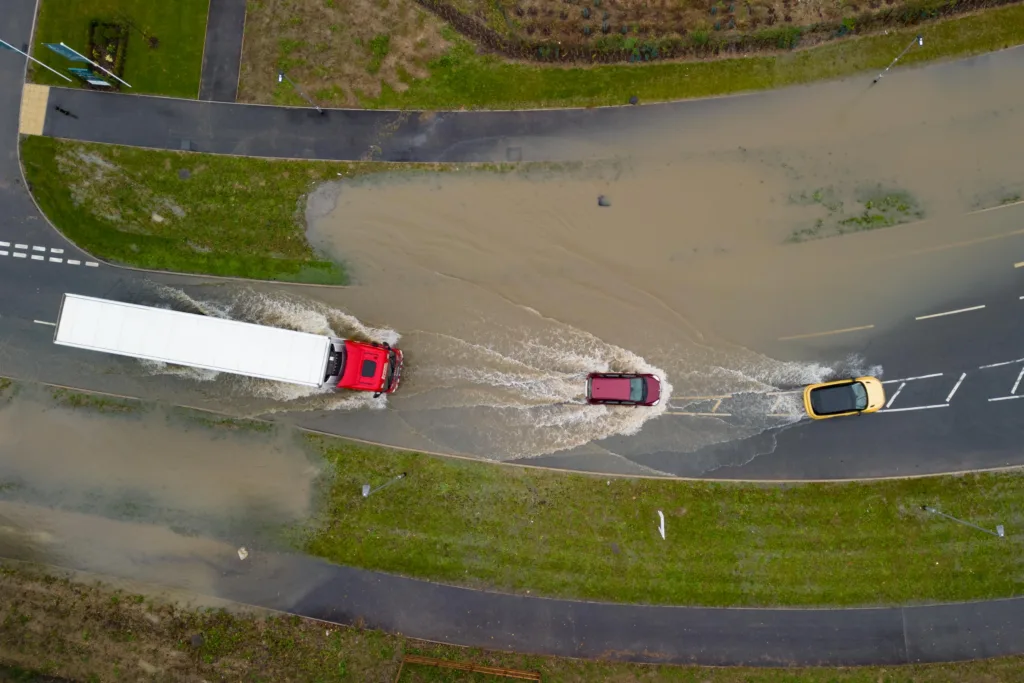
657;510;666;540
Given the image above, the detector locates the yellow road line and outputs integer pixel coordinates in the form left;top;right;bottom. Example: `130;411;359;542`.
711;398;723;413
1015;261;1024;268
778;324;875;341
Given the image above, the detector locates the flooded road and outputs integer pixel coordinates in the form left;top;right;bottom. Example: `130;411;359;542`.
3;50;1024;471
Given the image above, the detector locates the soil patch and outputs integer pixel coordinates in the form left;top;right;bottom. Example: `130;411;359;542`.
238;0;451;106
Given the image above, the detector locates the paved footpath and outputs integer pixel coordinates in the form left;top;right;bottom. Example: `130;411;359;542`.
198;0;247;102
4;0;1024;666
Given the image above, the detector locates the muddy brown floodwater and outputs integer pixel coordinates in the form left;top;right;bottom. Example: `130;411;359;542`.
12;55;1022;471
291;57;1024;465
0;385;324;541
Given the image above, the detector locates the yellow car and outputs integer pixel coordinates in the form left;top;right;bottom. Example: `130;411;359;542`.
803;377;886;420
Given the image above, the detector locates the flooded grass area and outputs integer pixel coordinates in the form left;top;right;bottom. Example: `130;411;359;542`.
5;563;1024;683
239;2;1024;109
18;137;453;283
305;436;1024;607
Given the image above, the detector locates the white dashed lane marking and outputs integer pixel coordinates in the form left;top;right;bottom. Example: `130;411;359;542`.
0;241;98;268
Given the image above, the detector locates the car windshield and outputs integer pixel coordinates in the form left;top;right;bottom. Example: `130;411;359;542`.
810;382;868;415
629;377;646;402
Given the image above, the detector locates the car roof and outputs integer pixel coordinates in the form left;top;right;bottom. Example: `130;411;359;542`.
809;382;860;415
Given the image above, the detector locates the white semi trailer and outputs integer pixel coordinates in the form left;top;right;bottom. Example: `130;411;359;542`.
53;293;403;394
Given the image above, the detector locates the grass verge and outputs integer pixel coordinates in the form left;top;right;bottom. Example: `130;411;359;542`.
304;437;1024;607
368;4;1024;108
4;561;1024;682
19;137;457;282
30;0;209;98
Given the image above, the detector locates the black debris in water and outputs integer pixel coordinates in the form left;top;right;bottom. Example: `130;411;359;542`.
598;195;611;207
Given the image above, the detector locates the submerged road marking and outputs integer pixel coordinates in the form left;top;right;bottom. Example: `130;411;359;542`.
882;373;943;384
881;404;949;413
666;411;733;417
946;373;967;403
32;320;55;327
915;305;985;321
886;382;907;408
1016;261;1024;268
778;324;875;341
971;199;1024;215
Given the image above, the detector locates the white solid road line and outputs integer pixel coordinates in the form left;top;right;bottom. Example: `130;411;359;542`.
989;395;1024;402
979;359;1024;369
666;411;734;417
882;373;943;384
945;373;967;402
1012;366;1024;395
915;305;986;321
882;404;949;413
885;382;906;408
32;320;56;327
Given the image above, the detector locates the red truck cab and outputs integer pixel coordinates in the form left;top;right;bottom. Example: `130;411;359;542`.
327;339;403;396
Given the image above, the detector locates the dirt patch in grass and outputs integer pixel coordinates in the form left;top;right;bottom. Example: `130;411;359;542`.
238;0;451;107
19;136;454;282
5;561;1024;682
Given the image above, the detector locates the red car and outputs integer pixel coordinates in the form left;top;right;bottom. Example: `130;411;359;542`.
586;373;661;406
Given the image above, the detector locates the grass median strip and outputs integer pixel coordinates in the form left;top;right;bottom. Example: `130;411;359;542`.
30;0;209;98
304;437;1024;607
19;137;457;283
4;561;1024;682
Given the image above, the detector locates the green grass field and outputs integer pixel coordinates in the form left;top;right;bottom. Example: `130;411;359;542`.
305;437;1024;607
31;0;209;98
364;4;1024;109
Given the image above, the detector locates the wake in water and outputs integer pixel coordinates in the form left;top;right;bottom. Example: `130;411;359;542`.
388;318;674;459
135;284;399;410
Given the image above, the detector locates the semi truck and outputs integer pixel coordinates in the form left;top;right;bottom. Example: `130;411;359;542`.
53;294;403;395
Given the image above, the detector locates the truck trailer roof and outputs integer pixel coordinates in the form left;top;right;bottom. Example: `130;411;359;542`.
54;294;332;387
